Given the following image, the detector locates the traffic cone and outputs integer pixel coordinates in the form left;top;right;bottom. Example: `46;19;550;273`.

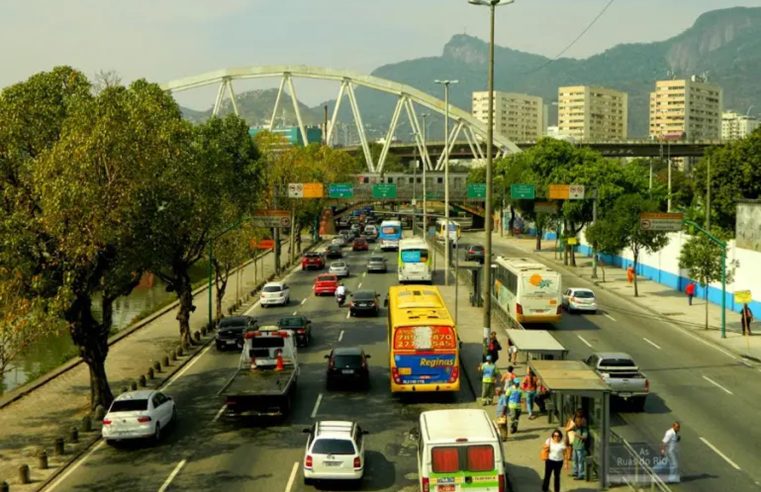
275;353;285;371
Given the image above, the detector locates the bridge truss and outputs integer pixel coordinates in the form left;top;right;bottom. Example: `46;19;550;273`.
161;65;521;173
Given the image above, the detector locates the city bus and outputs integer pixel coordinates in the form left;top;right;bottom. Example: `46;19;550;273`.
379;219;402;251
492;256;562;326
435;218;461;244
398;237;432;284
385;285;460;393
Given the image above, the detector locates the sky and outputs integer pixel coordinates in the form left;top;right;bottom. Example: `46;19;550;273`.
2;0;761;109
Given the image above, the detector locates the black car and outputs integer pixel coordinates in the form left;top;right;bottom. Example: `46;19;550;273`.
464;244;485;263
215;316;258;351
277;315;312;347
349;290;380;317
325;244;343;259
325;347;371;390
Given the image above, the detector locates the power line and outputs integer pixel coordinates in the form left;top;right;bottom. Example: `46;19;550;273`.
522;0;616;75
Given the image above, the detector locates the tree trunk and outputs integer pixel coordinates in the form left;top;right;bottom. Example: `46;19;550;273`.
535;228;542;251
68;293;113;410
215;274;229;323
173;265;194;346
601;263;606;283
633;251;640;297
508;206;516;236
273;227;281;276
704;285;709;330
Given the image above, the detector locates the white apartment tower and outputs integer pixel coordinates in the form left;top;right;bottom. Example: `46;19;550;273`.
557;86;628;141
721;111;760;141
472;91;544;141
649;76;723;140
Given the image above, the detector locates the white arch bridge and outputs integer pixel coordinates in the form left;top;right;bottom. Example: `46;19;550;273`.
161;65;520;173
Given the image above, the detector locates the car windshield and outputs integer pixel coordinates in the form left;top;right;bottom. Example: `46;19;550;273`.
110;399;149;412
312;438;356;455
353;291;376;301
369;256;384;262
279;317;304;327
263;285;282;293
574;291;595;298
317;275;337;282
219;317;248;327
305;253;320;258
334;354;362;367
331;262;346;268
470;245;484;251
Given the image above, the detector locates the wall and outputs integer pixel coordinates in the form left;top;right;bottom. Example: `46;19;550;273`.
736;202;761;253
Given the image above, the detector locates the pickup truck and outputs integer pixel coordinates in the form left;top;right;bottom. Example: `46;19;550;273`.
220;329;299;418
585;352;649;411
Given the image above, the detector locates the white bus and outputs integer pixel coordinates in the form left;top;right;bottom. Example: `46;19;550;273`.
397;238;432;284
435;218;461;244
492;256;562;325
379;219;402;251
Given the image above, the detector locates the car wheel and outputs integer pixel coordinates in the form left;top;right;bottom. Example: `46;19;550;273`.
171;406;177;425
154;423;161;443
304;478;314;486
105;439;115;446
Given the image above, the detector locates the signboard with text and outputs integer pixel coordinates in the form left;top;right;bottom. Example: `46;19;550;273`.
639;212;683;231
372;183;398;199
548;184;585;200
511;184;535;200
467;183;487;200
252;209;291;228
328;183;353;199
288;182;324;198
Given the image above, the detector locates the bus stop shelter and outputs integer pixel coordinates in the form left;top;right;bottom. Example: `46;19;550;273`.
505;329;569;361
529;359;612;489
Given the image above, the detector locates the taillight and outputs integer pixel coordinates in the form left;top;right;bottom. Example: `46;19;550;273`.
498;473;506;492
422;477;430;492
297;329;305;334
645;379;650;393
391;367;401;383
305;455;313;469
102;419;112;425
353;456;361;468
449;366;459;383
137;416;152;423
516;303;523;315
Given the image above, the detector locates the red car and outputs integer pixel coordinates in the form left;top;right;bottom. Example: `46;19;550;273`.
301;252;325;270
352;237;369;251
313;274;339;296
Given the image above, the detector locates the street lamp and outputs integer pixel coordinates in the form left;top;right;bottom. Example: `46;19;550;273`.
469;0;515;345
435;79;459;286
421;113;430;236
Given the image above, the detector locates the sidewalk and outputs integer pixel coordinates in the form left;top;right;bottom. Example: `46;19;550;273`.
0;237;313;490
481;232;761;363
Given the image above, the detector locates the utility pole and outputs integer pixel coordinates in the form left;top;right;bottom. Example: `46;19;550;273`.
591;189;598;279
434;80;459;286
422;113;429;237
706;155;711;230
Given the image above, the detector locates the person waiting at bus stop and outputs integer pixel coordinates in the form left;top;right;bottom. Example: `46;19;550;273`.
478;355;498;405
507;378;523;434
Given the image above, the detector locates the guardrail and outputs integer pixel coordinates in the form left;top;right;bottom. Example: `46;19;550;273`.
609;431;672;492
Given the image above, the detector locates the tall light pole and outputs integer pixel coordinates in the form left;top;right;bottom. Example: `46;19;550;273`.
421;113;430;237
469;0;514;345
435;79;459;286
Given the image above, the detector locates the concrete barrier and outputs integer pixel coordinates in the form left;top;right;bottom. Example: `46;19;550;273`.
37;449;48;470
53;437;64;456
18;464;30;484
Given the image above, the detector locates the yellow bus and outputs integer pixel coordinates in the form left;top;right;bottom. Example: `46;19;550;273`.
385;285;460;393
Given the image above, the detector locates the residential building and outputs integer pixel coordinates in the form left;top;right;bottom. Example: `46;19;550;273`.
557;86;628;141
649;76;723;141
472;91;544;141
722;111;760;141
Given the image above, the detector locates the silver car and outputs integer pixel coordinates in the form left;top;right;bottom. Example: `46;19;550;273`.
562;287;598;313
366;255;387;273
329;261;350;278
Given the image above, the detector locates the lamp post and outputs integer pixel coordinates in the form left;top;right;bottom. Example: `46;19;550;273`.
469;0;514;346
421;113;430;236
435;79;459;286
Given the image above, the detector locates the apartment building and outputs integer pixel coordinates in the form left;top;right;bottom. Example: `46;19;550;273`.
472;91;544;141
721;111;760;141
557;86;628;141
649;76;723;140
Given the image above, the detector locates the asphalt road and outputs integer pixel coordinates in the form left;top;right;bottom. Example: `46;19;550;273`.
43;239;474;492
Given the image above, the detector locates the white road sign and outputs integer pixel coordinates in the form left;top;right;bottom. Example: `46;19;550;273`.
569;185;585;200
288;183;304;198
639;212;683;231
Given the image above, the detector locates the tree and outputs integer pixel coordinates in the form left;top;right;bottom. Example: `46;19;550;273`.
212;221;259;322
584;217;627;283
678;229;732;330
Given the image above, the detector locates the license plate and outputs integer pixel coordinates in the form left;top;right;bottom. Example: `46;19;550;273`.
225;340;236;345
324;461;341;467
342;369;354;374
438;485;455;492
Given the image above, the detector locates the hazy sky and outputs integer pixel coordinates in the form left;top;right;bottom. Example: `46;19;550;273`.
2;0;760;109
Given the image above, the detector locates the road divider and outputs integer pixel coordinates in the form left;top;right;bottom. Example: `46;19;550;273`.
158;458;188;492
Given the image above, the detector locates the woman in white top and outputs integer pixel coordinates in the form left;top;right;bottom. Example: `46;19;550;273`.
542;429;568;492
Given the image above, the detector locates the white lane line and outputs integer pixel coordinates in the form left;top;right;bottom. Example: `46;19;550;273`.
301;298;307;305
284;461;300;492
292;310;298;315
700;437;741;470
346;310;351;319
683;329;738;360
702;375;734;395
158;458;188;492
243;300;261;315
212;404;226;423
643;337;662;350
338;330;344;342
163;344;213;390
310;393;323;419
358;282;363;288
603;313;617;322
44;441;105;491
363;272;367;278
577;335;593;348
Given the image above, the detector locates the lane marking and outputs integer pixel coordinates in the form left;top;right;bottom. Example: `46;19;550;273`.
702;376;733;395
44;441;104;491
163;344;213;390
243;300;261;315
284;461;300;492
357;282;363;288
301;298;307;305
346;310;351;319
683;329;738;360
577;335;593;348
338;330;344;342
310;393;323;419
158;458;188;492
363;272;367;278
643;337;662;350
292;310;298;315
603;313;617;322
700;437;741;470
212;404;226;423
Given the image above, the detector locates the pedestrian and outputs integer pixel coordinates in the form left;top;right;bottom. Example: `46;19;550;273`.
478;355;498;405
541;429;568;492
501;365;517;392
564;409;586;472
626;265;635;284
685;281;696;306
570;416;589;480
534;380;550;415
654;421;681;483
507;337;518;364
495;387;508;441
507;378;522;434
741;303;753;336
484;331;502;364
521;367;539;419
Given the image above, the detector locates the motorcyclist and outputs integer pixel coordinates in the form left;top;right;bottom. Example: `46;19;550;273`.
335;282;347;306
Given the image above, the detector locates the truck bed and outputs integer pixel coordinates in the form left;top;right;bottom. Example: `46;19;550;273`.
221;367;296;397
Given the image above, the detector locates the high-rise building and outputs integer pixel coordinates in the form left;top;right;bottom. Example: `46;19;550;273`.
722;111;760;141
557;86;628;141
472;91;544;141
649;76;723;140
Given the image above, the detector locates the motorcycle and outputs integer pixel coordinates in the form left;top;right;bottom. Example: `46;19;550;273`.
336;293;346;307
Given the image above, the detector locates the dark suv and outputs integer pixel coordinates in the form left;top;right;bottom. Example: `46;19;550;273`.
325;347;371;390
277;315;312;347
215;316;258;351
464;244;485;263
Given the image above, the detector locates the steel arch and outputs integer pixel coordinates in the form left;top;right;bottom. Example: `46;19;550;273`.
161;65;521;172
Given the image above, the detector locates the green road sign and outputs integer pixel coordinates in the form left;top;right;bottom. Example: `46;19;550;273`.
372;183;398;199
328;183;354;198
467;183;487;199
511;184;536;199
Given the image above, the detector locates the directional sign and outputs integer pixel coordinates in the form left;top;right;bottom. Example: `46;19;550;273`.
467;183;487;200
302;183;324;198
639;212;683;231
548;184;584;200
252;209;291;228
287;183;303;198
511;184;535;200
328;183;353;199
569;185;585;199
372;183;398;199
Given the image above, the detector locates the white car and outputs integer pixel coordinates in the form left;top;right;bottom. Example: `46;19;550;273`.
329;261;350;278
102;390;176;444
303;420;368;484
562;287;598;313
260;282;290;307
331;236;346;247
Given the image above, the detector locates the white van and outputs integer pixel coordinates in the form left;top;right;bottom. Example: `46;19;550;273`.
416;409;506;492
